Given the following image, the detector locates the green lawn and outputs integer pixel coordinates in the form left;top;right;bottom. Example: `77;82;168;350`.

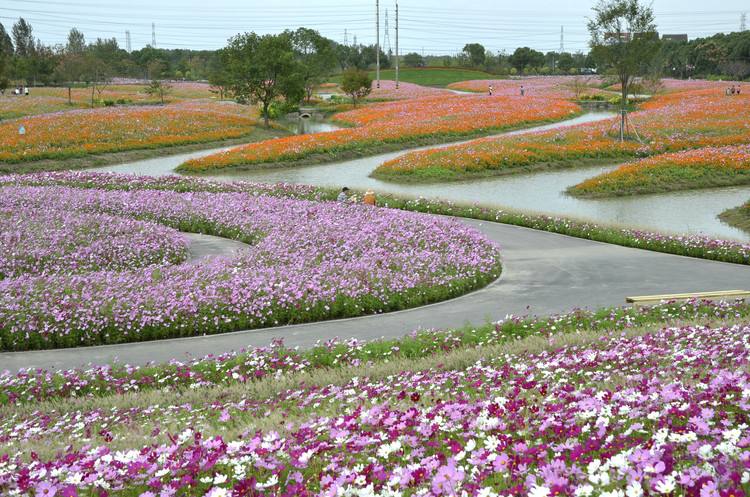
329;67;497;87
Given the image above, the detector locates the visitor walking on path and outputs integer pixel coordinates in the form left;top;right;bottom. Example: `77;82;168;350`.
337;187;351;202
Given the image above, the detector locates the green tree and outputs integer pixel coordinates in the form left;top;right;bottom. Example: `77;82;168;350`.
588;0;659;141
54;50;86;104
0;23;13;86
223;32;303;127
462;43;486;67
144;79;172;104
557;52;575;72
147;59;166;79
340;68;372;106
288;28;337;102
207;50;231;100
509;47;545;74
82;52;112;107
403;52;424;67
66;28;85;55
12;18;33;57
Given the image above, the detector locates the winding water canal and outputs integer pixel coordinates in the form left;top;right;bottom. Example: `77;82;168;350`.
93;112;750;241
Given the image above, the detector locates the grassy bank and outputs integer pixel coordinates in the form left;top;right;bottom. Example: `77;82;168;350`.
568;144;750;198
719;201;750;234
371;156;617;183
569;167;750;198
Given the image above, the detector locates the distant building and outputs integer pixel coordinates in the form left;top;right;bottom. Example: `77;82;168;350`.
604;31;660;43
662;34;688;42
605;32;631;42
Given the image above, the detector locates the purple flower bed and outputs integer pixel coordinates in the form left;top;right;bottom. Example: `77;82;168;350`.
0;171;329;200
0;207;188;278
1;323;749;496
0;184;500;351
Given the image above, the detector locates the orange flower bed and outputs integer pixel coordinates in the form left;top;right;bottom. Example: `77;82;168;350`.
374;91;750;181
0;105;256;162
569;144;750;197
179;94;580;171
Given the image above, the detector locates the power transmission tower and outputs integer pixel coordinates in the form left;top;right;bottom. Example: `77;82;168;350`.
353;35;357;46
344;29;348;46
742;13;747;32
376;0;380;89
125;30;131;53
384;8;392;54
560;26;564;53
395;1;399;89
152;23;156;47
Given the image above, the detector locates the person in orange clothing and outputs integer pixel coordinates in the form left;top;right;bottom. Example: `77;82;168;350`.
362;190;376;206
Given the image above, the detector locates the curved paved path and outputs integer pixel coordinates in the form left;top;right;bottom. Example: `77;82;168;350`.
3;218;750;372
183;232;250;263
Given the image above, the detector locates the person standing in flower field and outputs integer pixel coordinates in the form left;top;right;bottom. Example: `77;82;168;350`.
520;85;525;96
488;84;494;96
363;190;376;206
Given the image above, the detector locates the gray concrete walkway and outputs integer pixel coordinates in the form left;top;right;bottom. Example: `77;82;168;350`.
183;232;250;262
3;219;750;371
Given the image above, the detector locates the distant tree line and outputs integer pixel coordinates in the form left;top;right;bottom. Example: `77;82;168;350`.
1;14;748;99
0;19;221;94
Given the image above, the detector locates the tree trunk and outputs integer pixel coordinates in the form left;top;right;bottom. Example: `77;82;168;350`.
91;85;95;108
68;86;71;105
263;101;270;128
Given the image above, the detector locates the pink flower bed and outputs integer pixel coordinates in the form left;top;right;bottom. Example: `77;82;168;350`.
1;322;749;496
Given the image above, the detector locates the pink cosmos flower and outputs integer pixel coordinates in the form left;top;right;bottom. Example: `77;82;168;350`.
35;482;58;497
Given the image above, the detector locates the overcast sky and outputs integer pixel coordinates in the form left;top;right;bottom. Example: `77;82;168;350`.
2;0;748;55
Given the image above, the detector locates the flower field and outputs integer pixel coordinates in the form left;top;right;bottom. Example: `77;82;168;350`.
0;83;217;120
0;174;501;351
367;80;453;100
373;89;750;182
0;95;87;120
569;144;750;197
6;170;750;266
2;298;750;496
0;105;257;163
0;209;189;278
179;94;580;171
446;76;607;98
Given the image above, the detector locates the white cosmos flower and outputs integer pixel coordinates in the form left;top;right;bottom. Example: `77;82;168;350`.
528;485;550;497
574;484;593;497
626;483;644;497
655;475;676;494
477;487;498;497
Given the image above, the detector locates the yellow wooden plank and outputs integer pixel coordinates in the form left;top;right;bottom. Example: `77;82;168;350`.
626;290;750;303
